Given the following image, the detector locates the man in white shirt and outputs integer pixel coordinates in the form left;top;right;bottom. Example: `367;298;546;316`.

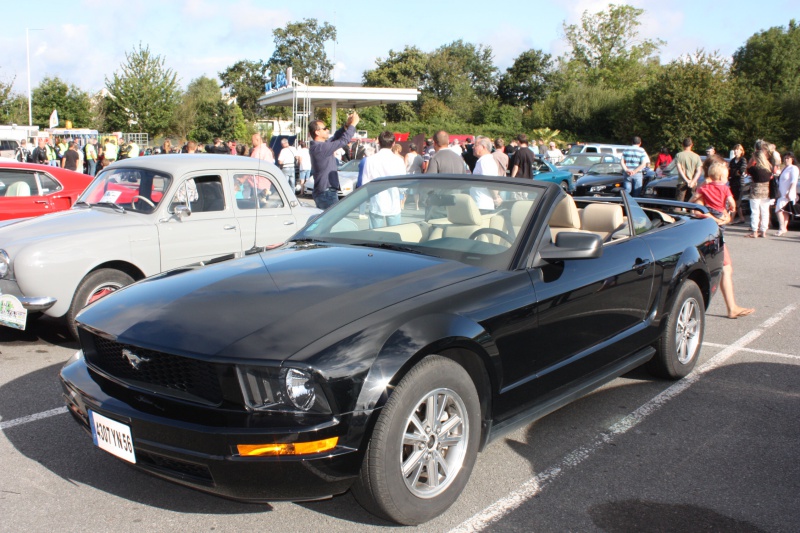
545;142;564;164
360;131;407;228
277;138;298;191
471;136;502;209
296;140;311;194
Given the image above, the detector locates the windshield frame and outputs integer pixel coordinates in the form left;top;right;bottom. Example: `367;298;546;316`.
77;166;173;214
294;176;546;270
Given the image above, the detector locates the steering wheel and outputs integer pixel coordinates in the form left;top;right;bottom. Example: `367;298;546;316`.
469;227;515;244
130;195;155;210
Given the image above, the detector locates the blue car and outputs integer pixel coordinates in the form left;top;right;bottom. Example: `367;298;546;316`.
531;157;575;192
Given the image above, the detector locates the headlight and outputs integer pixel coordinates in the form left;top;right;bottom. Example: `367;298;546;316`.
236;365;331;414
589;185;608;193
644;187;654;195
0;250;9;279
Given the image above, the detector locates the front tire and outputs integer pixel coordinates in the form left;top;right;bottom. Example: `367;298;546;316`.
352;355;481;525
649;280;704;379
66;269;134;340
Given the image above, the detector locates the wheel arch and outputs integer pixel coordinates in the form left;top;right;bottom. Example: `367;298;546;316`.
354;313;498;453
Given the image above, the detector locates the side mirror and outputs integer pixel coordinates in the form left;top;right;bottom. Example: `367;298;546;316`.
538;232;603;263
174;204;191;220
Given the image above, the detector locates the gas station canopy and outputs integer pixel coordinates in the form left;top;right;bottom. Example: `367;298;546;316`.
257;84;420;109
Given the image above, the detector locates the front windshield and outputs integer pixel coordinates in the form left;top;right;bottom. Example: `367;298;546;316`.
78;167;171;213
560;154;605;167
588;163;623;176
296;177;543;269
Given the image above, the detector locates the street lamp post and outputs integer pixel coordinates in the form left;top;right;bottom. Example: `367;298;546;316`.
26;28;43;127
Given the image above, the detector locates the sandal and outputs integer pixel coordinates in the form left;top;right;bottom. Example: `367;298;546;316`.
728;307;755;319
760;232;768;238
745;233;758;238
775;230;786;236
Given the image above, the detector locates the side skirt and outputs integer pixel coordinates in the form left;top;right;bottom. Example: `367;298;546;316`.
480;346;655;450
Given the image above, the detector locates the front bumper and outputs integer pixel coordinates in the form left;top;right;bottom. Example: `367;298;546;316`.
60;352;368;502
0;279;57;312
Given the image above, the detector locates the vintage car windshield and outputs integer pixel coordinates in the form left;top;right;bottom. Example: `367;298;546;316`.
297;177;543;269
77;168;171;213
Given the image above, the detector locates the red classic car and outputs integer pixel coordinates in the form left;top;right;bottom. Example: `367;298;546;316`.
0;162;93;221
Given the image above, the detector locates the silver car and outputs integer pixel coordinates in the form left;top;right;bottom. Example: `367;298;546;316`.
0;154;320;338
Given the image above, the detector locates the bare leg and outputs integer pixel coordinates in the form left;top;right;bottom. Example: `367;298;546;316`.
721;264;754;318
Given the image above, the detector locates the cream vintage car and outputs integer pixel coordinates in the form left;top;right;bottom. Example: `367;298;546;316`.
0;154;320;338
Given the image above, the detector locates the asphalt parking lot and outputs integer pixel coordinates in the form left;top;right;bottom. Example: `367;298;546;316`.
1;223;797;532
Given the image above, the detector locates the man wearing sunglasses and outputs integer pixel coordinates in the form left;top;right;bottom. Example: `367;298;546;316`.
308;112;360;209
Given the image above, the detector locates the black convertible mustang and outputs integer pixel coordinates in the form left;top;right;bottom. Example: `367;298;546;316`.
61;175;724;525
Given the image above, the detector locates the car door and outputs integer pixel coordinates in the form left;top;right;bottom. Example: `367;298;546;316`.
158;172;243;270
0;169;51;219
495;194;655;414
230;170;299;251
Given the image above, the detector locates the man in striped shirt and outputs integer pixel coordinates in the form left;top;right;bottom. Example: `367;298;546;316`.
621;136;649;196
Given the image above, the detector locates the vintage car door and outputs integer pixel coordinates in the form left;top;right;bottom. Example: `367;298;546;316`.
158;172;243;270
0;168;52;218
496;195;656;412
230;170;299;251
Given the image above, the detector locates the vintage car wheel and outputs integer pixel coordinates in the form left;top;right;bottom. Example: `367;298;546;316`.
66;269;134;340
650;280;704;379
352;355;480;525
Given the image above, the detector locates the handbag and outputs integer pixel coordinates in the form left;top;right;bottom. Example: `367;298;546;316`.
768;177;780;199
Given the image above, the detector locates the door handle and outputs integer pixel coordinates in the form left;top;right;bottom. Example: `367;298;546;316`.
35;200;49;204
283;221;295;225
223;224;237;230
633;257;651;274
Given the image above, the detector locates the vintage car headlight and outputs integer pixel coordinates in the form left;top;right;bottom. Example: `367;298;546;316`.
0;250;10;279
236;365;331;414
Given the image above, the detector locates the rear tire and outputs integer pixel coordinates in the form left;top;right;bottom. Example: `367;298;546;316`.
352;355;480;525
66;269;134;340
649;280;704;379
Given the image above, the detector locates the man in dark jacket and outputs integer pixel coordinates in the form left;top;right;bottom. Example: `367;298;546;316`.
32;138;49;165
308;112;360;209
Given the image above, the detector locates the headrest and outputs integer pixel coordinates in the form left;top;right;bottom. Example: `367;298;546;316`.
582;203;623;232
447;193;483;225
549;195;581;229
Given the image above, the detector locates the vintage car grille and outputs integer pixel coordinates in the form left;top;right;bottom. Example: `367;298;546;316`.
84;334;224;405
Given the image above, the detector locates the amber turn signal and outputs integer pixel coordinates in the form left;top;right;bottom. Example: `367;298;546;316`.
237;437;338;456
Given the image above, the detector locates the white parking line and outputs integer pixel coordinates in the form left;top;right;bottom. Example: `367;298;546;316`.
0;406;68;431
703;342;800;360
450;303;797;533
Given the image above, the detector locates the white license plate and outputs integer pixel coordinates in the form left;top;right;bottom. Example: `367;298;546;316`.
89;410;136;464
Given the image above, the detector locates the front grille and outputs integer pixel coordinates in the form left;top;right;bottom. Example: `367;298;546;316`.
652;187;675;199
137;450;214;485
85;334;223;405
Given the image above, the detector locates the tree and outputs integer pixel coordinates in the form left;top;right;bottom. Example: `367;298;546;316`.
190;100;241;144
732;19;800;94
424;40;498;101
498;49;554;108
267;18;336;85
171;76;223;139
32;76;91;128
562;4;663;88
104;43;180;135
635;51;733;151
219;60;268;121
363;46;428;122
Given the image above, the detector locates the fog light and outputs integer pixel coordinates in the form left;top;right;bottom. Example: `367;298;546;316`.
237;437;338;456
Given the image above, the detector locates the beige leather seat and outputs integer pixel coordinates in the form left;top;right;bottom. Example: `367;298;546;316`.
548;195;588;240
7;181;31;197
581;203;625;241
429;193;484;240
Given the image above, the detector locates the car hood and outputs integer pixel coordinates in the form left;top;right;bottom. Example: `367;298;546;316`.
575;173;625;186
0;206;149;249
76;244;487;360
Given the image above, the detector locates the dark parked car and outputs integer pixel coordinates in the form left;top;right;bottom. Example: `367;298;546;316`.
61;175;724;525
574;162;656;197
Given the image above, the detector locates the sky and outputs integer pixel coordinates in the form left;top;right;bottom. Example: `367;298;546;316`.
1;0;796;96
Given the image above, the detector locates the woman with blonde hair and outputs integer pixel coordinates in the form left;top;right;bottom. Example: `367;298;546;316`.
746;146;774;238
160;139;172;155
